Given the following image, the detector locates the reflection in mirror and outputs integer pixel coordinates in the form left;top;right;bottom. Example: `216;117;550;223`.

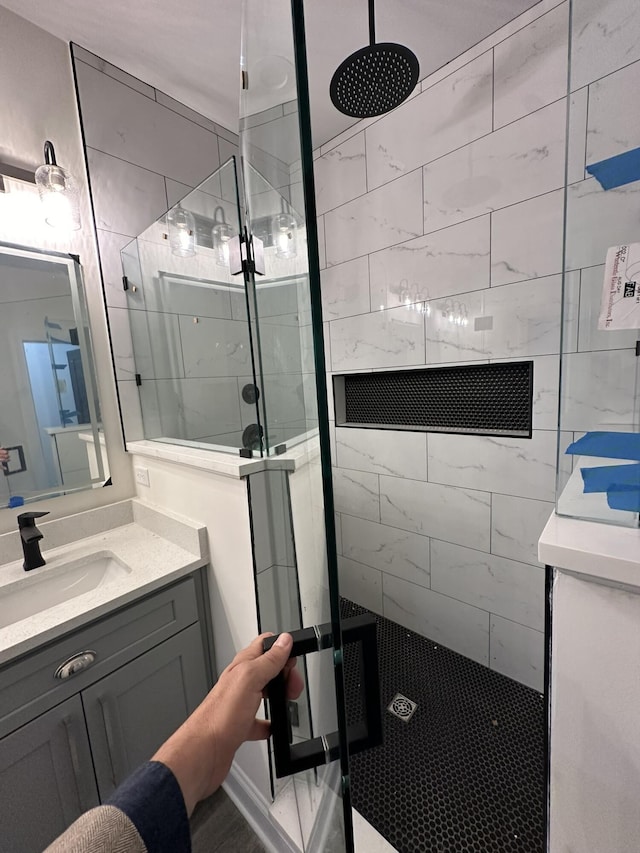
0;243;108;508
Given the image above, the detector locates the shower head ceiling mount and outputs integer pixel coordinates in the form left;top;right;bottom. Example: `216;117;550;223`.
329;0;420;119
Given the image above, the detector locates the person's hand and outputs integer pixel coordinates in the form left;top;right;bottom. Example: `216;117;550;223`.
0;448;9;464
153;632;303;815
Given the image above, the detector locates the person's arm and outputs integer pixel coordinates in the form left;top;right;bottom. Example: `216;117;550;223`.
43;632;301;853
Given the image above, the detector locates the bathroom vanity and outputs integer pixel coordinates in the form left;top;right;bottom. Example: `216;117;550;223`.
0;500;212;853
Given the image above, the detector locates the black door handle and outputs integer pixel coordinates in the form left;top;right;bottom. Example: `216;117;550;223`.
263;613;382;778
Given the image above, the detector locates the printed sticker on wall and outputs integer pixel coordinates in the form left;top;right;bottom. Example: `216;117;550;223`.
598;243;640;330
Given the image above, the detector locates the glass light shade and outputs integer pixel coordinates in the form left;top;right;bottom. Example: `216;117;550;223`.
272;212;297;259
167;205;196;257
212;221;234;266
34;164;81;231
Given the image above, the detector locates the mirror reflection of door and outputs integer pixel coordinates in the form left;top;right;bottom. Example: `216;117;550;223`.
0;245;105;503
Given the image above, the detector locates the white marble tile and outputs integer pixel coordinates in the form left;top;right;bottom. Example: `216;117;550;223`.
87;148;168;238
428;430;557;501
380;475;491;552
489;354;560;430
570;0;640;91
181;377;243;440
490;615;544;691
260;321;304;374
108;306;136;380
320;256;370;321
341;515;430;588
325;170;423;267
565;178;640;271
491;189;564;286
333;468;380;522
314;133;367;215
118;379;144;442
73;51;156;100
336;427;427;479
334;512;342;555
179;315;251;378
317;215;327;270
96;229;134;309
493;2;569;129
338;556;383;614
567;88;588;185
423;99;566;233
560;349;639;432
586;58;640;165
76;62;219;185
578;265;640;352
365;53;493;190
491;494;554;566
142;277;233;320
431;540;545;631
383;574;490;665
330;304;426;370
260;374;307;433
370;216;490;310
129;309;185;380
426;275;562;363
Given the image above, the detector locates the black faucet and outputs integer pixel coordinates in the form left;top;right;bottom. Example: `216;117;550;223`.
17;511;50;571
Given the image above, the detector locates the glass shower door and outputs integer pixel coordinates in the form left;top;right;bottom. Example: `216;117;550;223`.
239;1;381;850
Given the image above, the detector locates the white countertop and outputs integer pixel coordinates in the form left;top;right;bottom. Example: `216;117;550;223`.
0;501;207;665
539;511;640;589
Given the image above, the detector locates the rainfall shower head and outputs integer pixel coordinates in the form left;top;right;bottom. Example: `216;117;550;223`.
330;0;419;119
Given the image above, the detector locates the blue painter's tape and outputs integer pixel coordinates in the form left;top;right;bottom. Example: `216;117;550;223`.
566;431;640;462
581;463;640;493
606;486;640;512
587;146;640;190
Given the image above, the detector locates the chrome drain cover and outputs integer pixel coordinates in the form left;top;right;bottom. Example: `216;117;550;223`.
387;693;417;722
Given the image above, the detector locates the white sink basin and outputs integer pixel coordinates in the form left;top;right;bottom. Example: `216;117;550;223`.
0;551;131;629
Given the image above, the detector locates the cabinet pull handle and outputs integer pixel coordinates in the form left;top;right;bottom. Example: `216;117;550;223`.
97;695;119;790
62;715;85;813
54;650;97;680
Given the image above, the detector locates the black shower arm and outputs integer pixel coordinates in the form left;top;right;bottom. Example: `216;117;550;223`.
369;0;376;44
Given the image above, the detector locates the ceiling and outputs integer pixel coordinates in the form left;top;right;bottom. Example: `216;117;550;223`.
1;0;541;150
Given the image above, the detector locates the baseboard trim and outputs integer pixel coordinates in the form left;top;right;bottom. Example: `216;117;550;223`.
223;764;301;853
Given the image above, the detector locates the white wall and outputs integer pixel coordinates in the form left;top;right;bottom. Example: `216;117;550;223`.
0;6;135;531
310;0;640;692
130;452;271;798
550;570;640;852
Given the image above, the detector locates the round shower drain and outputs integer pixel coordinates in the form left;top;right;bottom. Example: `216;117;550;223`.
387;693;417;722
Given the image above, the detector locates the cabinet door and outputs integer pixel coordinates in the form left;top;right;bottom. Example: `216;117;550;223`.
83;623;209;800
0;695;99;853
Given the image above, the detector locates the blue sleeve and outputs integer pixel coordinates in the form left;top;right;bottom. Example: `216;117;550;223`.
107;761;191;853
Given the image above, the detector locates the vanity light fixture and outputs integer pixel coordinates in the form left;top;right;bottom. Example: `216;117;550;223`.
272;198;297;260
211;206;234;267
35;141;81;231
167;203;196;257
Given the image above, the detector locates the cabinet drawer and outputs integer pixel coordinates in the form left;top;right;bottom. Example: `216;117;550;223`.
0;576;198;739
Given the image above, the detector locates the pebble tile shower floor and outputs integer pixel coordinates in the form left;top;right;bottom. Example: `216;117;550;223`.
341;599;545;853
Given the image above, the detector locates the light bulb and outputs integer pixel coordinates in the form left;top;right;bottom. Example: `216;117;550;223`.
212;221;234;267
272;212;297;259
35;164;81;231
167;205;196;257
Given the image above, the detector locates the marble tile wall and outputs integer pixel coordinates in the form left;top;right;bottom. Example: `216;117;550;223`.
72;45;242;444
315;0;640;692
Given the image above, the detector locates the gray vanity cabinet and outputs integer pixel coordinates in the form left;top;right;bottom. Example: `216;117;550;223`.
83;623;209;799
0;696;99;853
0;573;212;853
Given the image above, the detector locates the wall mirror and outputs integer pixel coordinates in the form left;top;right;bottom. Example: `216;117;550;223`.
0;242;108;507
